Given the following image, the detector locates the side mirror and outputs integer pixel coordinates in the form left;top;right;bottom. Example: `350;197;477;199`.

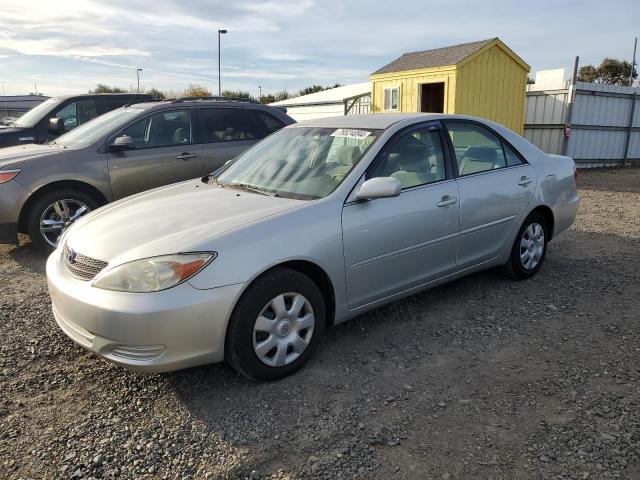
109;135;136;151
48;117;64;134
355;177;401;201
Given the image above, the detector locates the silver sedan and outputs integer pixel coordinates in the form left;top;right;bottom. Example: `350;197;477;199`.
47;114;579;380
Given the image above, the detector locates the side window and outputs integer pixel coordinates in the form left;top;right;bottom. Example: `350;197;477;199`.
122;109;193;148
383;87;400;111
369;127;446;189
55;100;97;131
504;142;524;166
447;123;507;176
253;110;285;136
202;108;260;143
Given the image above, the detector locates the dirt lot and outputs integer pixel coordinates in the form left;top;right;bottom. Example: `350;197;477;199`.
1;168;639;480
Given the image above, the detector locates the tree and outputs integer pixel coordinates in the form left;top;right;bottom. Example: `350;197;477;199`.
221;90;257;101
527;76;535;85
298;85;324;96
274;90;290;101
90;83;126;93
297;83;343;96
183;84;212;97
146;88;166;100
260;94;277;104
577;58;637;86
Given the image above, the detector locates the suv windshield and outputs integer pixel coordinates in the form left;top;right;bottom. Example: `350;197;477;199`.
13;97;61;128
52;107;147;149
216;127;381;199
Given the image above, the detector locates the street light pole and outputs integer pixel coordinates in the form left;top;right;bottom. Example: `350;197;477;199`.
259;86;262;102
630;37;637;87
136;68;143;92
218;29;227;95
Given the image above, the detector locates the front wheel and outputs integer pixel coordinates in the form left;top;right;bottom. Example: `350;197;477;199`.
225;268;326;381
26;189;97;254
503;212;548;280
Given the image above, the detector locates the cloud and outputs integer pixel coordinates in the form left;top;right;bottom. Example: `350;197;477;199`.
1;0;638;96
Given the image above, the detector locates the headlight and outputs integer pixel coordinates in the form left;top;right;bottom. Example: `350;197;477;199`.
92;253;216;292
0;169;21;184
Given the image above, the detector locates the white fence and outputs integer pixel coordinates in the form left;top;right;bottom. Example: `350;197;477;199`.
524;82;639;166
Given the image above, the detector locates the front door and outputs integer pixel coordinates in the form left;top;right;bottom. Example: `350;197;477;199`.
445;121;536;266
342;123;459;308
107;109;204;199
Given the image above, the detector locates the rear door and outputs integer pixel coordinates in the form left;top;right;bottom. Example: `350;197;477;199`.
107;108;204;199
342;123;460;308
200;107;262;174
444;121;536;267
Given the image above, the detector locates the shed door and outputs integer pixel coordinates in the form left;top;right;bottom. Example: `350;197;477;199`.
420;83;444;113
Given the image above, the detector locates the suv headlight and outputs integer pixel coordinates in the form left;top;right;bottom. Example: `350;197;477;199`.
92;253;216;292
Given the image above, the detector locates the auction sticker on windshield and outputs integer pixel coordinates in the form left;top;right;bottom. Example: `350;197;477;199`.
330;129;372;140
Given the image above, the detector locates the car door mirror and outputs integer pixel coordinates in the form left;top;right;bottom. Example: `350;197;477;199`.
355;177;401;201
48;117;64;134
109;135;136;151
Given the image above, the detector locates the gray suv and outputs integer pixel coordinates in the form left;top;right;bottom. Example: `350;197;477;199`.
0;97;294;252
0;93;152;148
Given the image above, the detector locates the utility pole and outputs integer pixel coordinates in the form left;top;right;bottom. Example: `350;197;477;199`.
630;37;637;87
136;68;143;93
218;29;228;95
259;86;262;102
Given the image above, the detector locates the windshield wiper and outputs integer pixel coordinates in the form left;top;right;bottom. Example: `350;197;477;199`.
226;183;277;196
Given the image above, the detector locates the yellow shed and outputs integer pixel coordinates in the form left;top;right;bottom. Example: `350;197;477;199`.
370;38;530;133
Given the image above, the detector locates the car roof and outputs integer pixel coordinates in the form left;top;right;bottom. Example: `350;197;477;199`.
128;99;285;112
291;113;442;130
53;93;151;101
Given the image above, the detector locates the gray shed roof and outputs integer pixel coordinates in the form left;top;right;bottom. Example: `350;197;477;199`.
372;38;496;75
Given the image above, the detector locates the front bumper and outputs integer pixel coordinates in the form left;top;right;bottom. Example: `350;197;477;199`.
0;179;30;244
46;250;245;372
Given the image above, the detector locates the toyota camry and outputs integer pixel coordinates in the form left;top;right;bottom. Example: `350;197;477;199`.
47;114;579;380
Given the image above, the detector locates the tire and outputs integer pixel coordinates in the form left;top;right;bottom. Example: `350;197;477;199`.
225;268;326;381
26;189;98;254
502;211;548;280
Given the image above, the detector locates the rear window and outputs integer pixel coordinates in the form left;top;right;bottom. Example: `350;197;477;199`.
252;110;285;136
201;108;261;143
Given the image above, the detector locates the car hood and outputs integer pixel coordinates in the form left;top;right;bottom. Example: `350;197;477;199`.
0;143;63;168
65;180;305;264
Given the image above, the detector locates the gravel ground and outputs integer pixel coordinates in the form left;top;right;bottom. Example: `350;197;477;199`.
1;167;639;480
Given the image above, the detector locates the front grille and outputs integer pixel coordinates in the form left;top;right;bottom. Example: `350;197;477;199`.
63;243;108;281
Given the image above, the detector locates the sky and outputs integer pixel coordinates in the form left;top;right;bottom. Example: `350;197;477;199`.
1;0;638;98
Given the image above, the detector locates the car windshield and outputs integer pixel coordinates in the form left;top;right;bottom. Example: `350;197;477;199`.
215;126;381;200
52;107;147;149
13;97;61;128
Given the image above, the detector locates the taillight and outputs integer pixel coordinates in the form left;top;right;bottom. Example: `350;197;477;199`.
0;169;21;184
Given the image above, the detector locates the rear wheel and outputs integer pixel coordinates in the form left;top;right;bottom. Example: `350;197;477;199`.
503;211;548;280
26;189;97;254
225;268;326;381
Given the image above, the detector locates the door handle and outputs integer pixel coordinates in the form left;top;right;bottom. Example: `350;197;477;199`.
518;176;533;186
437;195;458;207
177;152;197;160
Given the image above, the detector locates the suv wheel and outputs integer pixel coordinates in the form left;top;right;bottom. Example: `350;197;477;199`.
26;189;97;254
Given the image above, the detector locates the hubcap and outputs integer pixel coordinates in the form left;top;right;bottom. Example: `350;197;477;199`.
39;199;91;248
520;222;545;270
253;292;315;367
